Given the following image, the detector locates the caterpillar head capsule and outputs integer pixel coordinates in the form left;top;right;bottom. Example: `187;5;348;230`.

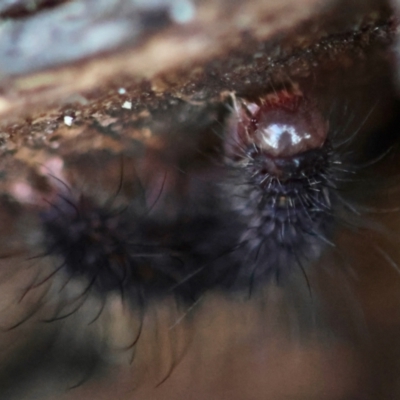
225;87;329;182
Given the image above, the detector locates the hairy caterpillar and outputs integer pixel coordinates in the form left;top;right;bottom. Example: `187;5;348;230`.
222;86;334;286
35;83;340;304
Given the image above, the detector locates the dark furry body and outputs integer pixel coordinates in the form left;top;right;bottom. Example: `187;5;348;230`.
40;134;336;302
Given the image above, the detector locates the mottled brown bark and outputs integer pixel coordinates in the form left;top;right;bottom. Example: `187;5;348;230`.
0;0;393;174
0;0;391;120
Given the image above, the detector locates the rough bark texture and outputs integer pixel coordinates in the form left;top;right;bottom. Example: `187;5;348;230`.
0;0;393;181
0;0;391;119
